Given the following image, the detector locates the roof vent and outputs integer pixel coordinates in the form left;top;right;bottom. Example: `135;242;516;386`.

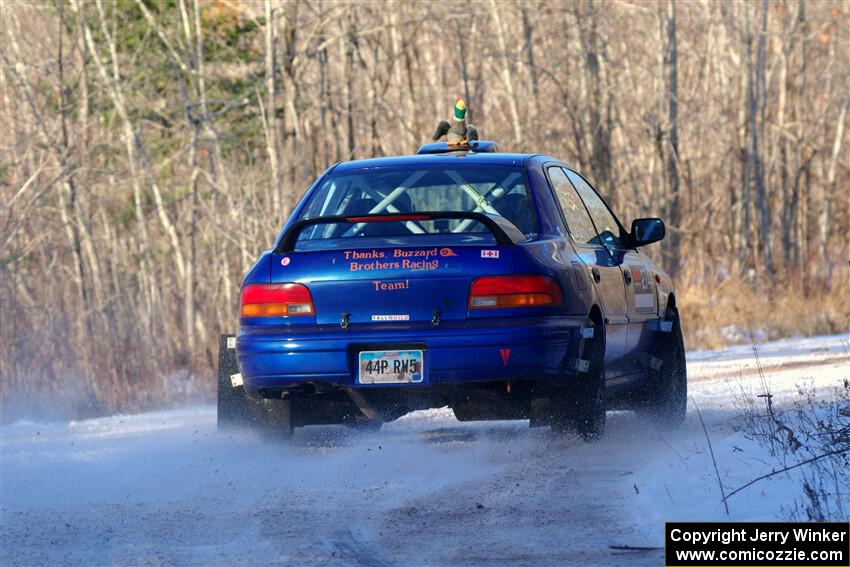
415;140;499;155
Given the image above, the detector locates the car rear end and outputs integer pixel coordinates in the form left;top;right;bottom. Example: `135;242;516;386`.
235;160;586;421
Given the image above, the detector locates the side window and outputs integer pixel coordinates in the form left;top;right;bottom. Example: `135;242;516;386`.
547;167;597;244
564;170;623;248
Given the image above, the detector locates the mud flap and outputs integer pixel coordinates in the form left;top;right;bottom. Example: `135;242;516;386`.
633;309;687;427
217;334;292;437
217;334;252;428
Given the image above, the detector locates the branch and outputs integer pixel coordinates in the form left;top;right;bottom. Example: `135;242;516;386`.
609;545;664;551
722;447;849;504
693;397;730;515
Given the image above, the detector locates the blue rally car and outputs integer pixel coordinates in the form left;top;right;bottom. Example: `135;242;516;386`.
217;141;687;441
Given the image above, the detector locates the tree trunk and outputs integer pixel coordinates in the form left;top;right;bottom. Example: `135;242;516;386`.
264;0;282;214
663;0;681;281
490;0;523;147
752;0;772;279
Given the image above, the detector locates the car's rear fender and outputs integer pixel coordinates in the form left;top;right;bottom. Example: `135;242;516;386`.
508;238;595;318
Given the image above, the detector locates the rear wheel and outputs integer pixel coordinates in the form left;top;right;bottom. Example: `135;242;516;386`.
217;335;293;441
551;317;606;441
636;307;687;426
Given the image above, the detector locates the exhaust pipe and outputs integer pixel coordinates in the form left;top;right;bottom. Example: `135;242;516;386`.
342;388;381;420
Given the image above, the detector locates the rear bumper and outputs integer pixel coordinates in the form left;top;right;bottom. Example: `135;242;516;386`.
237;316;585;395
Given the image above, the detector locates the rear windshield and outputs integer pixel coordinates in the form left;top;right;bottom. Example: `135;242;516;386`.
295;166;535;246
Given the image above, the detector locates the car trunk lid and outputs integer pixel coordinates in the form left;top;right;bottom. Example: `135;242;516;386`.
270;244;513;324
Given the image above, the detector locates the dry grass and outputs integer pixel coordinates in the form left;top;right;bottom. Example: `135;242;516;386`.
680;278;850;351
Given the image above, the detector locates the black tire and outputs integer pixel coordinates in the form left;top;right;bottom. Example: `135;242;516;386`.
217;335;293;441
552;318;606;441
636;308;687;427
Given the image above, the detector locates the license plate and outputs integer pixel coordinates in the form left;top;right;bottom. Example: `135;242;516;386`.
357;350;424;384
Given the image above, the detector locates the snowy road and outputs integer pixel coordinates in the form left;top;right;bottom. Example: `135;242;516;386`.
2;334;848;566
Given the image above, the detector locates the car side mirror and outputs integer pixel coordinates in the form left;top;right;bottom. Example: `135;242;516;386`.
630;218;665;247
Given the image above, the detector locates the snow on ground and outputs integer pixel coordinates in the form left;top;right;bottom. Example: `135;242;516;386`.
629;334;850;545
1;334;848;566
687;332;849;380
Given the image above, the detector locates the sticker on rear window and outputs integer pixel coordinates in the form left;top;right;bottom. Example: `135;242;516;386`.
371;314;410;321
481;250;500;258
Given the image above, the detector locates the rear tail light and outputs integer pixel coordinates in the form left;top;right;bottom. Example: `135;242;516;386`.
240;283;314;317
469;275;562;309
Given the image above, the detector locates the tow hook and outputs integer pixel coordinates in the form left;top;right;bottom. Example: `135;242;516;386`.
431;309;441;327
340;312;350;329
